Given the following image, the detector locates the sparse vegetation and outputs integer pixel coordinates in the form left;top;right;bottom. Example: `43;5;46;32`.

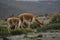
37;23;60;32
0;13;60;36
50;14;60;23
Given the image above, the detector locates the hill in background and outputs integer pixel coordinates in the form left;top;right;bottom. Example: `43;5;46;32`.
0;0;60;18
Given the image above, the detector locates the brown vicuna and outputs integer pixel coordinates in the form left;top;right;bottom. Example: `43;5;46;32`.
18;13;44;28
7;17;21;33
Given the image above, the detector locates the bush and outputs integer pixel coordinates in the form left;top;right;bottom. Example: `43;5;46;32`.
0;26;34;35
31;22;41;29
0;27;8;31
11;28;34;35
0;27;9;36
37;23;60;32
24;28;34;33
50;14;60;23
10;29;23;35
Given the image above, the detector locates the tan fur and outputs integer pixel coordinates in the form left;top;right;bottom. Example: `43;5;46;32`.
7;17;19;25
18;13;35;21
18;13;43;28
7;17;21;33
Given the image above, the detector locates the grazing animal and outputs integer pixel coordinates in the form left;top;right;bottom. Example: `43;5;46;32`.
18;13;43;28
7;17;21;33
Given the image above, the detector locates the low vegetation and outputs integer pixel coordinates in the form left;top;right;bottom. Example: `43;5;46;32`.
0;13;60;36
39;23;60;31
0;22;60;36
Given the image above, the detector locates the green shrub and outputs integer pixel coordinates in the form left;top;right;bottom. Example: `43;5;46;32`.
10;29;24;35
24;28;34;33
39;23;60;31
10;28;34;35
50;14;60;23
31;22;41;29
0;27;8;31
0;27;9;36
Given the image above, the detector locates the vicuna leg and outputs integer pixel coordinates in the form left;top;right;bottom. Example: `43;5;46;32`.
18;21;22;29
27;21;31;28
15;25;17;30
8;24;11;33
21;22;24;29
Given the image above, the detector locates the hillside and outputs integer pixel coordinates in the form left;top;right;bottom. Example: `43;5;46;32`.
0;1;60;18
0;3;23;18
8;1;60;13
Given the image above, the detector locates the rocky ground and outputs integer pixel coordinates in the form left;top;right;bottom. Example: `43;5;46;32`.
0;32;60;40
